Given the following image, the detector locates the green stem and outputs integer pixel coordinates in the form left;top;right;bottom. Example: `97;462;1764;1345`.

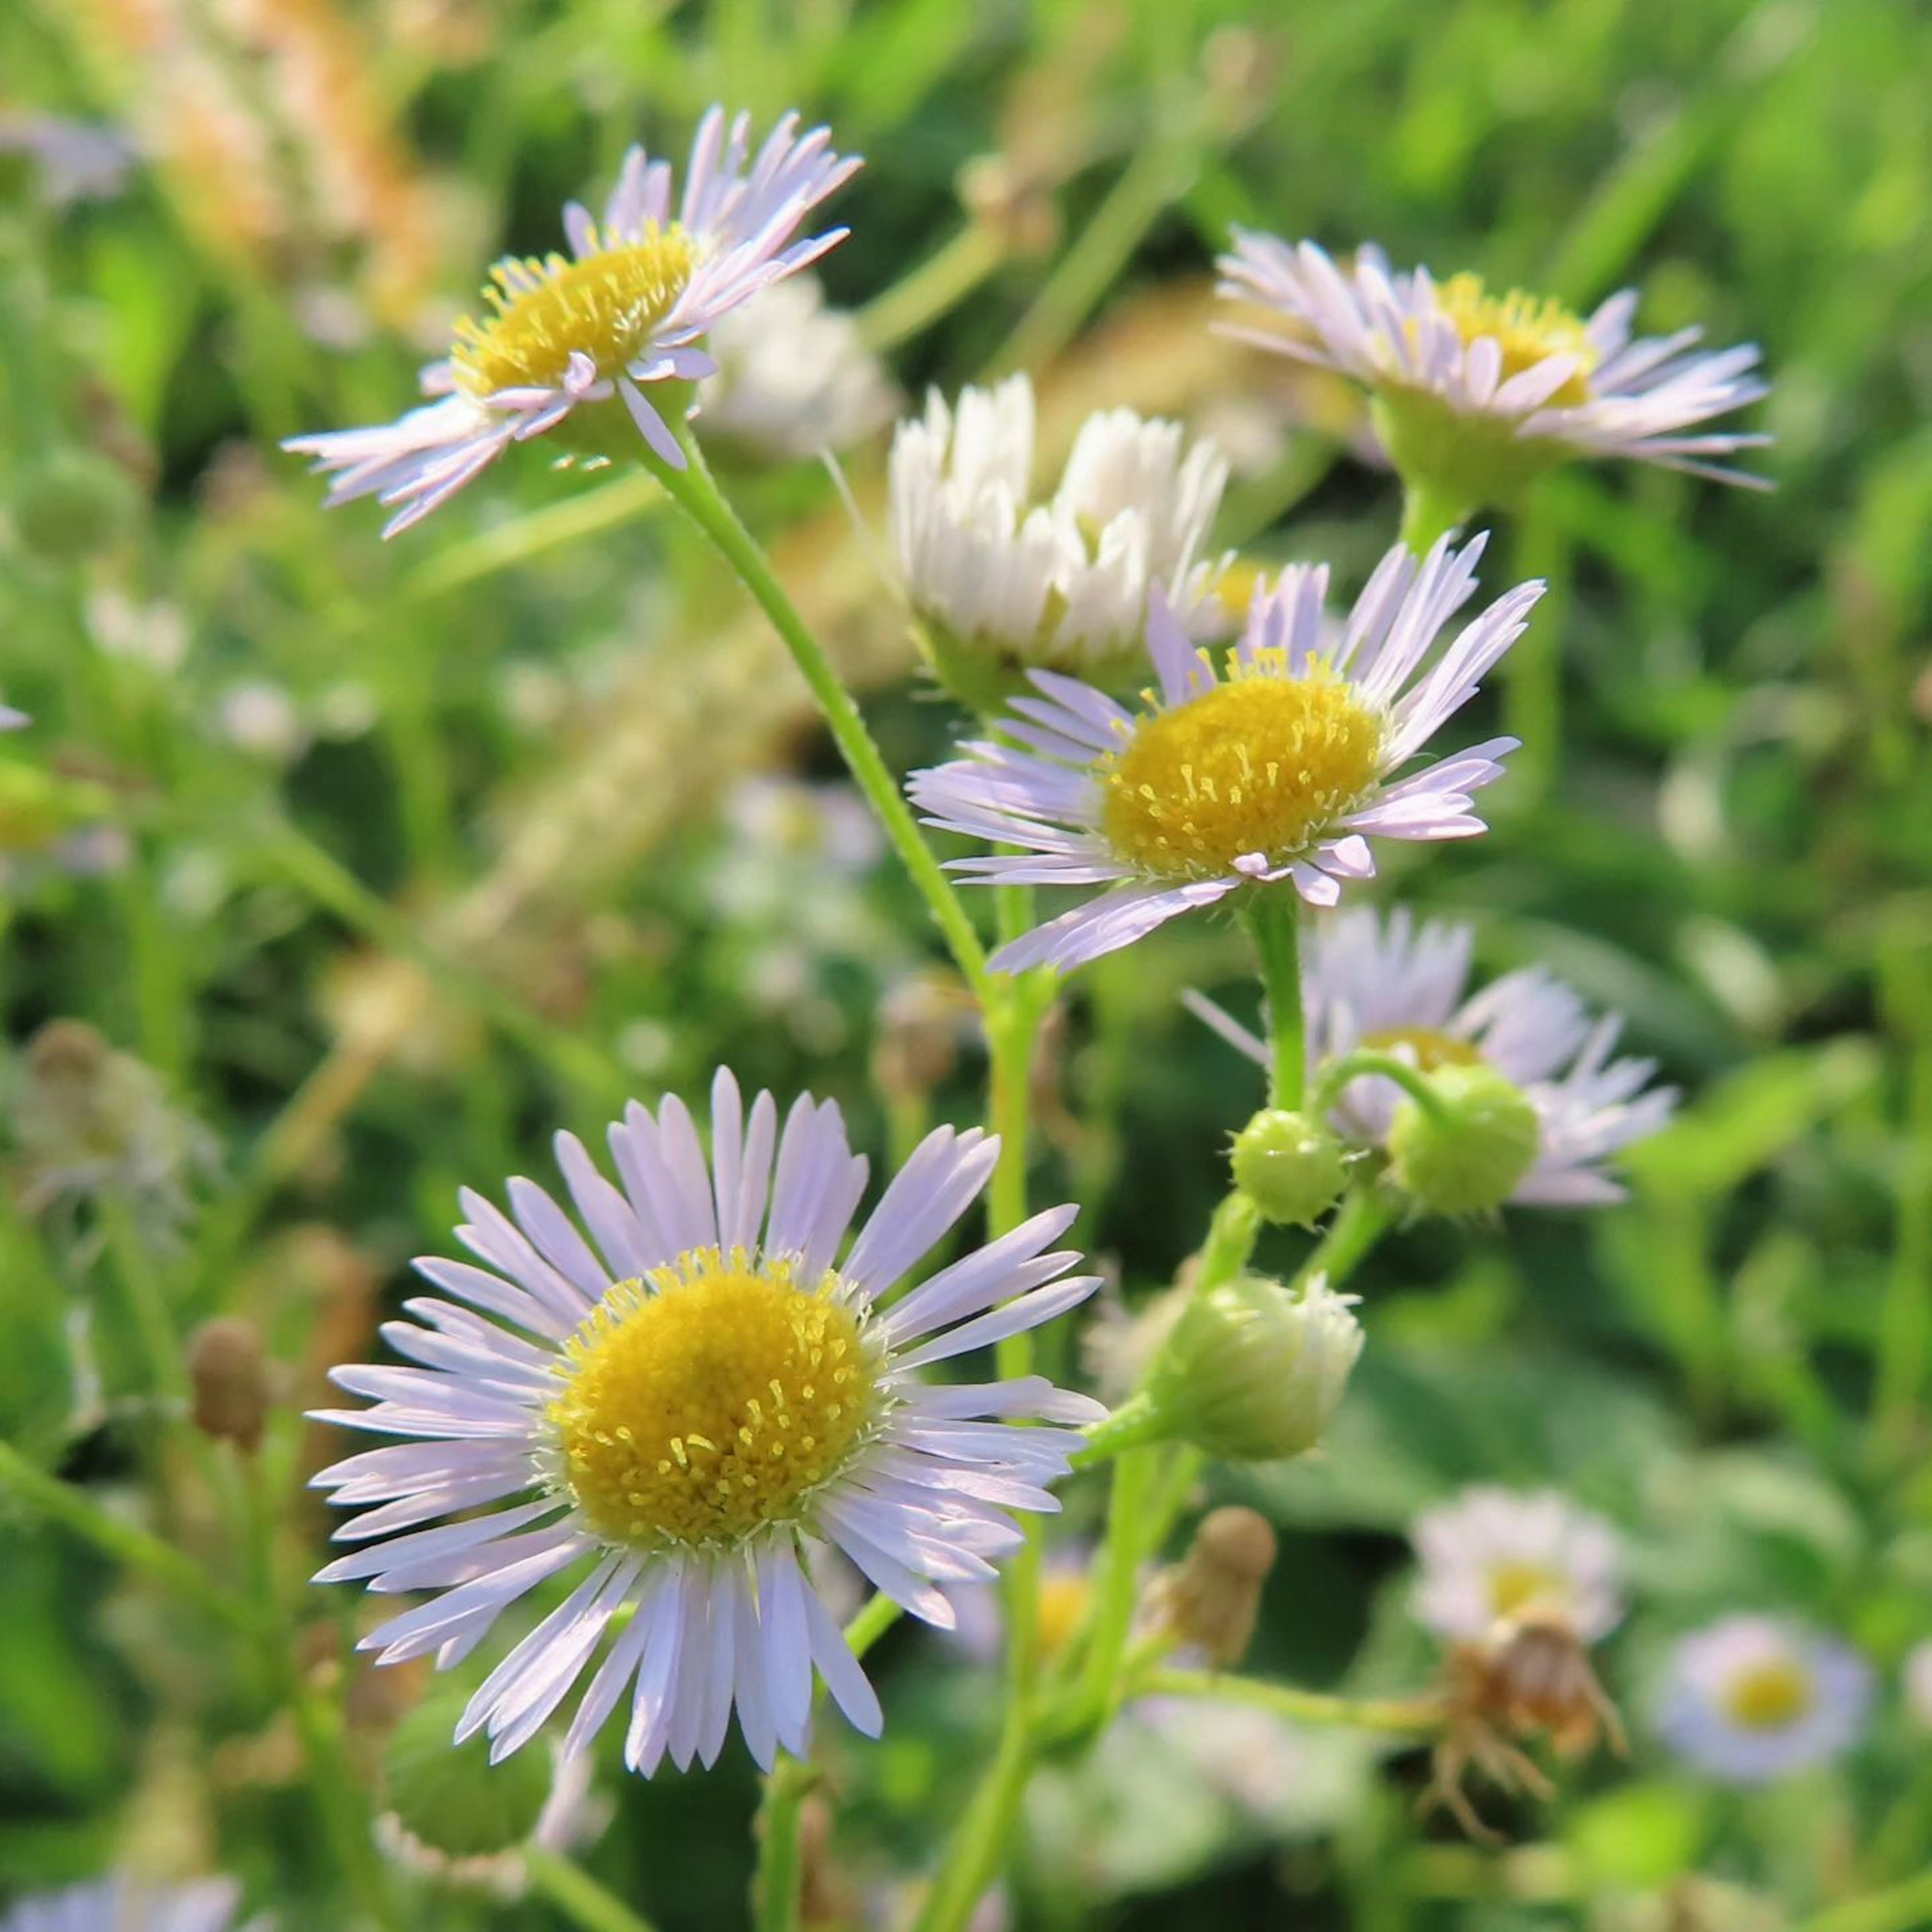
1291;1183;1397;1294
1071;1445;1157;1725
845;1589;904;1661
1794;1870;1932;1932
1197;1189;1263;1294
753;1758;813;1932
1141;1667;1444;1736
1246;897;1305;1109
1872;1010;1932;1465
1398;480;1473;554
1312;1049;1452;1122
858;223;1005;354
99;1193;189;1405
911;1713;1036;1932
525;1848;662;1932
646;425;989;990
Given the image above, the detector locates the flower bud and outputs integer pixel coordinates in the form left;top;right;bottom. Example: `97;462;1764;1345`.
187;1317;270;1453
12;447;140;563
381;1688;553;1864
1230;1107;1348;1228
1145;1505;1279;1666
1387;1063;1539;1214
1144;1272;1362;1462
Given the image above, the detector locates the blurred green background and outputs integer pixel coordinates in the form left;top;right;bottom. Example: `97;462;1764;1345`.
3;0;1931;1926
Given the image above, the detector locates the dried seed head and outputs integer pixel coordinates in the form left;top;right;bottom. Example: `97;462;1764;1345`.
1145;1505;1280;1667
187;1317;271;1454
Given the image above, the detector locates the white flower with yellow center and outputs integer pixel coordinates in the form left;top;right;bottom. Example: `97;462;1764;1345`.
909;536;1541;975
890;375;1234;705
1194;905;1677;1205
312;1070;1101;1777
285;108;859;535
0;1876;250;1932
1658;1617;1871;1784
1218;235;1769;506
1410;1486;1625;1644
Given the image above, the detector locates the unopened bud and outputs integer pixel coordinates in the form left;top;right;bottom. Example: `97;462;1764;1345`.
1387;1063;1539;1214
381;1688;553;1863
1145;1505;1279;1666
187;1317;270;1453
12;447;140;563
1230;1107;1348;1228
1144;1272;1363;1462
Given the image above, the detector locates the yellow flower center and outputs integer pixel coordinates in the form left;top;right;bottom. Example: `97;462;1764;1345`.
1361;1025;1484;1074
451;224;699;398
546;1246;881;1550
1721;1658;1815;1732
1486;1560;1568;1622
1099;654;1384;877
1434;273;1598;408
1036;1573;1093;1661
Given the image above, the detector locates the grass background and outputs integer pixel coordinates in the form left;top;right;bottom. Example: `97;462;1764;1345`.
3;0;1931;1925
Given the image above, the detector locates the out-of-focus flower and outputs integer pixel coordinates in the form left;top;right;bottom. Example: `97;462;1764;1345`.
216;683;310;764
89;591;188;673
0;1874;252;1932
0;757;128;887
1657;1617;1871;1785
890;374;1233;705
1411;1486;1625;1644
1218;235;1769;511
1906;1641;1932;1729
0;114;139;206
0;701;27;730
286;108;860;534
911;537;1539;974
698;276;897;462
313;1069;1102;1776
1196;907;1677;1206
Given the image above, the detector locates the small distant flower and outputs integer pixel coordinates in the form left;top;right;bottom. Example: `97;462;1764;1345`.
1197;907;1677;1205
313;1069;1101;1776
1218;235;1769;506
1;702;27;731
0;1875;250;1932
1907;1641;1932;1730
698;275;897;461
890;375;1234;704
910;536;1540;975
1412;1486;1624;1644
0;115;139;207
1658;1617;1871;1784
286;108;859;534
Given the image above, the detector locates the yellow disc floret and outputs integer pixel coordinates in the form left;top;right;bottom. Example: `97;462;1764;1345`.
1361;1025;1484;1074
547;1246;881;1550
1486;1560;1569;1623
1100;652;1384;877
451;223;699;398
1722;1658;1815;1732
1434;274;1598;407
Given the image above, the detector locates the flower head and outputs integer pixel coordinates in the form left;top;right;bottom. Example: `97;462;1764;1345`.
1218;236;1769;508
1411;1486;1625;1645
1657;1617;1871;1785
0;1876;249;1932
0;701;25;730
312;1069;1101;1776
286;108;859;534
890;375;1234;706
911;536;1539;974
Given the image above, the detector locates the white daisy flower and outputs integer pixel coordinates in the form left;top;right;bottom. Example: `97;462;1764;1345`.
0;1876;250;1932
285;108;859;535
697;275;897;462
1411;1486;1625;1644
1218;236;1769;501
1658;1617;1872;1784
312;1069;1102;1777
1195;905;1677;1205
890;374;1234;703
909;535;1541;975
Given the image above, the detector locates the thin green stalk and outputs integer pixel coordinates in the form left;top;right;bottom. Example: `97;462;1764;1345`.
646;426;989;989
1246;898;1305;1109
1141;1667;1444;1737
1872;1014;1932;1465
845;1589;903;1661
1398;481;1472;554
526;1848;663;1932
911;1713;1036;1932
858;223;1005;354
1071;1445;1157;1725
1311;1049;1454;1122
1291;1183;1397;1294
1794;1870;1932;1932
100;1193;188;1405
403;470;663;601
754;1758;813;1932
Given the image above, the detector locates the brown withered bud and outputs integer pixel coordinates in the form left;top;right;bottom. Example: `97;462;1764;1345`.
1144;1505;1279;1668
956;153;1061;259
187;1317;271;1453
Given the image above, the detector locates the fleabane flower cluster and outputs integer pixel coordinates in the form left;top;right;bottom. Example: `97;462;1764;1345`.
312;1069;1102;1777
911;535;1541;974
890;374;1234;707
286;108;859;534
1218;235;1769;512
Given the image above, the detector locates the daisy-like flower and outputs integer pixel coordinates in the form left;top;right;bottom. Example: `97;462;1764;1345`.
1218;235;1769;511
312;1069;1101;1776
0;702;27;730
1195;906;1677;1205
909;535;1541;975
890;375;1234;707
1657;1617;1871;1784
285;108;859;535
1411;1486;1625;1645
0;1876;250;1932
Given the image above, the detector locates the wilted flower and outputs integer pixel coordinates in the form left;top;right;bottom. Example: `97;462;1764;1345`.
1657;1617;1871;1785
286;108;859;534
911;537;1540;974
313;1069;1102;1776
1143;1505;1279;1667
0;1875;251;1932
890;374;1233;706
1411;1486;1625;1644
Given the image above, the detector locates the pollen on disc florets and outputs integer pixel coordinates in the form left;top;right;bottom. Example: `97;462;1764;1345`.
1485;1560;1570;1623
1099;651;1385;878
1721;1658;1816;1731
1360;1024;1484;1074
1433;273;1598;407
545;1245;884;1550
451;223;701;398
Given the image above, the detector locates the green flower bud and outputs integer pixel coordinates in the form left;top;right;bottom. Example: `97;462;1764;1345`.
1230;1107;1348;1228
13;447;140;564
1144;1271;1363;1462
382;1688;554;1861
1387;1062;1539;1214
